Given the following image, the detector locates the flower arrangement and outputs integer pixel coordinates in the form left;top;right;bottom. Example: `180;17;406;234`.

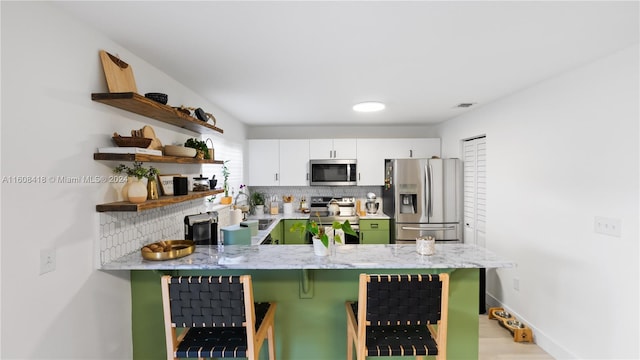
113;161;158;180
290;212;357;248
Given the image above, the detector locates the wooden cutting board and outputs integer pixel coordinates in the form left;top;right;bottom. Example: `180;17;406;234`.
99;50;138;93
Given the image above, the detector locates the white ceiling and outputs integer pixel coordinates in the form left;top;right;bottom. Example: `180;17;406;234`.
54;1;638;127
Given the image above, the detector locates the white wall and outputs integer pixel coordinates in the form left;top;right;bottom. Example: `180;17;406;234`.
435;45;639;359
0;2;246;358
247;124;438;139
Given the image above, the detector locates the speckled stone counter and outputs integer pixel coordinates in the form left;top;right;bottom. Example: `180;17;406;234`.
103;243;513;270
121;215;514;359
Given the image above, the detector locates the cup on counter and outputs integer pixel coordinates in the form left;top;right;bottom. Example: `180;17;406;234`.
416;236;435;255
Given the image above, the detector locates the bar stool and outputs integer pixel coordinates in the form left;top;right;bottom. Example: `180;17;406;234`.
161;275;277;360
345;273;449;360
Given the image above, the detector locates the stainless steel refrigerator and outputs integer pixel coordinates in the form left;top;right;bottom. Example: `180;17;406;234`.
382;158;462;243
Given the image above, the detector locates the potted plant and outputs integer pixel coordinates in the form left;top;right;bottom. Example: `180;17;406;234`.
113;161;151;203
220;160;232;204
184;138;210;159
251;190;266;215
290;214;357;256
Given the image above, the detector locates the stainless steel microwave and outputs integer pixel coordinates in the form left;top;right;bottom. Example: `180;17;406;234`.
309;159;357;186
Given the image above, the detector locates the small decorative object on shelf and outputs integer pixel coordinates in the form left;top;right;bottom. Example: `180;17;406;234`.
146;166;159;200
206;138;214;160
219;160;233;204
144;92;168;105
113;161;156;203
193;174;209;192
184;138;209;159
209;174;217;190
111;132;152;148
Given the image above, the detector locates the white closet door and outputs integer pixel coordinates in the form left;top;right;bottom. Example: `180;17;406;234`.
463;137;486;247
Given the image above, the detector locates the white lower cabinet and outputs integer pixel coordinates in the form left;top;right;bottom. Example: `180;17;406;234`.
248;139;310;186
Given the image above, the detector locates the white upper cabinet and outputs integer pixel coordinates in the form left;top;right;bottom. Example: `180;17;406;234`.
356;138;441;186
250;137;439;187
248;139;280;186
279;139;310;186
309;138;357;159
248;139;310;186
384;138;441;159
356;139;388;186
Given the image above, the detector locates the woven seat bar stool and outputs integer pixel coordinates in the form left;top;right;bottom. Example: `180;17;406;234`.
345;273;449;360
161;275;277;360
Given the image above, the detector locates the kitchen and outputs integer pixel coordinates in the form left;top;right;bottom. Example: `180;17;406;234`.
1;2;638;360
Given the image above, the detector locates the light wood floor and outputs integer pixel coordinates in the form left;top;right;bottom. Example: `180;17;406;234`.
479;314;554;360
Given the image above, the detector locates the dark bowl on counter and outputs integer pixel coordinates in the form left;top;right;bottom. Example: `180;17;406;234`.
144;92;168;105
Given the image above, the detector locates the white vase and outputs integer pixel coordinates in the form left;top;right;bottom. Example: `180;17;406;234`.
121;177;134;201
127;178;148;204
254;205;265;216
312;237;329;256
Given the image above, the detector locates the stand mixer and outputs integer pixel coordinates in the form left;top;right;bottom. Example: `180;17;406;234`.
365;192;380;214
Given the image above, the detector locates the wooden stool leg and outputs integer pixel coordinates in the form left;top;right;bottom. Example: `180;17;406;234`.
347;329;353;360
267;325;276;360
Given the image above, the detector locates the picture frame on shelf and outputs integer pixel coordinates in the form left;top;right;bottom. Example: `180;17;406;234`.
158;174;180;196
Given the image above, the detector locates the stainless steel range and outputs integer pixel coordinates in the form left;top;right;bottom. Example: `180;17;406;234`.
309;196;360;244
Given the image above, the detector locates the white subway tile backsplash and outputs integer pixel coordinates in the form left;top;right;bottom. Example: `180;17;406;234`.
98;199;225;266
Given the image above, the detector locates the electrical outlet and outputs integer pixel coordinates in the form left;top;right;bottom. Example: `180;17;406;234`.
513;278;519;292
40;248;56;275
594;217;621;237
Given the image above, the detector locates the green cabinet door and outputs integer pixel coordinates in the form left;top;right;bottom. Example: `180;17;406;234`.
283;219;308;244
359;219;390;244
269;220;283;245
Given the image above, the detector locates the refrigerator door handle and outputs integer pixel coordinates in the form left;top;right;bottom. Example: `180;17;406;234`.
426;163;433;217
401;226;457;231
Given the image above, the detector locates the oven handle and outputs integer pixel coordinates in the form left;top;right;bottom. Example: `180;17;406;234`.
401;226;456;231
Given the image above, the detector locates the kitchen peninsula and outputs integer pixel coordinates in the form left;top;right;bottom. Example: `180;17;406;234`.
105;215;513;360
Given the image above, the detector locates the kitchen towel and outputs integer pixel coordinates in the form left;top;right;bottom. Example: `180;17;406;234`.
230;209;243;225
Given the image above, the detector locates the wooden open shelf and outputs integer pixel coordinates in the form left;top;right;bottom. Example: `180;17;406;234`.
96;189;224;212
91;92;224;135
94;153;224;164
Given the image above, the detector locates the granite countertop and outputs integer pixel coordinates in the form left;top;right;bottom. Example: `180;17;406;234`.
101;215;514;270
101;243;514;270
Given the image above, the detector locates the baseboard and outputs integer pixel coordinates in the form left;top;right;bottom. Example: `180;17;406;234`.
485;292;577;359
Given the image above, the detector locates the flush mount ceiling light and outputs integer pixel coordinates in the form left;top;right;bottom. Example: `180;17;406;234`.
353;101;385;112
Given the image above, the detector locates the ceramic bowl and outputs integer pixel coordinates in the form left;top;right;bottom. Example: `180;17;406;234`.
164;145;197;157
